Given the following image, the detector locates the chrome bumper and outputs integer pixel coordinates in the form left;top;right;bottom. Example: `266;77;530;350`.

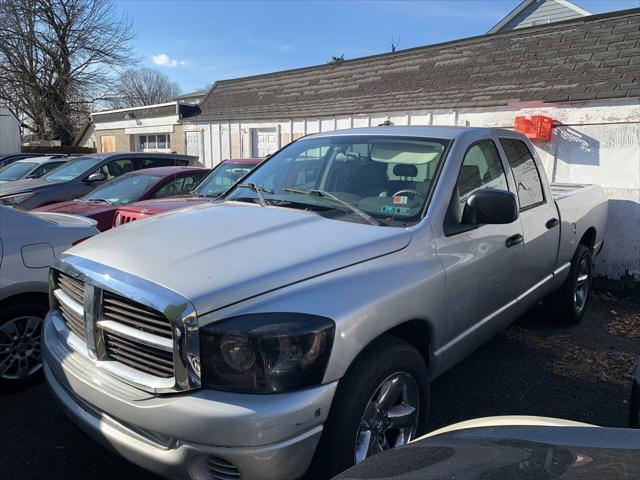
43;313;337;480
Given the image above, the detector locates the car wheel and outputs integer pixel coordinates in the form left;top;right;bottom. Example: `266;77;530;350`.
544;244;593;325
0;304;46;385
308;335;429;479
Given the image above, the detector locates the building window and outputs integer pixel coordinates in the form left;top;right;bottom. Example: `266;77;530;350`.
138;134;170;151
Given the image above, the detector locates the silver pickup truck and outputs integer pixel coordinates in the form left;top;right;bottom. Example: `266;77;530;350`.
43;126;607;480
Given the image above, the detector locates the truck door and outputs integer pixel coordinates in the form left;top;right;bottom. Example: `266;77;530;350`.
499;138;560;311
434;139;523;368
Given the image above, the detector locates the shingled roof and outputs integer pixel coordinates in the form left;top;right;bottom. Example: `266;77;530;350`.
195;8;640;122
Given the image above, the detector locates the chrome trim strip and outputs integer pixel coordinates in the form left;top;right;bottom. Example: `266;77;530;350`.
97;320;173;352
435;298;518;356
553;262;571;276
52;254;201;394
84;284;99;358
516;274;553;302
50;310;89;357
54;288;84;318
96;359;176;392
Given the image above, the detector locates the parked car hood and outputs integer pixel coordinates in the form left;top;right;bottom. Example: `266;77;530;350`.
34;199;115;215
119;195;210;213
0;177;64;196
334;424;640;480
67;202;412;314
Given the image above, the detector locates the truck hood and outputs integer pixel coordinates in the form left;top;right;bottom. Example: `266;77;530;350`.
0;177;64;196
118;195;211;214
68;202;412;314
34;199;115;215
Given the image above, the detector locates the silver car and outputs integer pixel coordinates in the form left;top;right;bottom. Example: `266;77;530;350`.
43;127;607;479
0;206;98;383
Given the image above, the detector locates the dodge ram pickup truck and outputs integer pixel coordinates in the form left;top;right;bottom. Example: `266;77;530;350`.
43;126;607;480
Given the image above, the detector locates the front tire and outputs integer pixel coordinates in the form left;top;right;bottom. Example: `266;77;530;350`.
0;303;46;385
308;335;429;479
544;244;593;325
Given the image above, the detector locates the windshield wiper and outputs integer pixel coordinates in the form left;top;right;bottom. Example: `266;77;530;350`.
282;187;381;226
236;183;272;207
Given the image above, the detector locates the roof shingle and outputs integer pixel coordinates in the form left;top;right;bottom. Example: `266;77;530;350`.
195;8;640;122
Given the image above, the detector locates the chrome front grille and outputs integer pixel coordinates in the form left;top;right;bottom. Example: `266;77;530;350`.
50;257;200;394
99;290;175;378
103;291;172;338
103;330;174;378
207;457;240;480
55;272;86;340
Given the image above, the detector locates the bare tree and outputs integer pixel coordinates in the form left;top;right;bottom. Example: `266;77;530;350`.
0;0;134;145
106;68;182;109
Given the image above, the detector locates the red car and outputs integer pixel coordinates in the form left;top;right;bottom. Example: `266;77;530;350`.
34;166;210;231
113;158;261;227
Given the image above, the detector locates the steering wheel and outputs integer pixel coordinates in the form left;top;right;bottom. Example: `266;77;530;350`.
391;189;424;199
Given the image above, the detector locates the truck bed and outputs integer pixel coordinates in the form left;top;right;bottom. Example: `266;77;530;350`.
550;183;594;201
550;182;608;275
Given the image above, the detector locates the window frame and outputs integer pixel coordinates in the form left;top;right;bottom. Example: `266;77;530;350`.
498;137;547;212
444;138;512;236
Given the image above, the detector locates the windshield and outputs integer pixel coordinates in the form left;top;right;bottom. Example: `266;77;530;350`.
43;157;99;181
83;172;164;205
225;135;450;226
0;161;38;181
195;162;256;197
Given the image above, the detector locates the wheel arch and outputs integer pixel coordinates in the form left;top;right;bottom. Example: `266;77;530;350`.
0;291;49;313
579;227;597;253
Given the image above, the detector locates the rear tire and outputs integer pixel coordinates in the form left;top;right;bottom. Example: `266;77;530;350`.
0;303;47;386
307;335;429;479
544;244;593;325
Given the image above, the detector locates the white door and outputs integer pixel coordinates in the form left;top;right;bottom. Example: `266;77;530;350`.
185;131;203;160
251;128;278;158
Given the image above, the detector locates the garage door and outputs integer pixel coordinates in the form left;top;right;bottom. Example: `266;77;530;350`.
251;128;278;158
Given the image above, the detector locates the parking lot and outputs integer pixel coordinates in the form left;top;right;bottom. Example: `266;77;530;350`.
2;292;638;480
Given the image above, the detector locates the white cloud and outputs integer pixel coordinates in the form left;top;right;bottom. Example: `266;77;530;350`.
151;53;189;68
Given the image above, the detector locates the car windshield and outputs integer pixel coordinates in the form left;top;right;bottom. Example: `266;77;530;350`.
0;161;38;181
195;162;256;197
43;157;99;181
225;135;450;226
83;172;165;205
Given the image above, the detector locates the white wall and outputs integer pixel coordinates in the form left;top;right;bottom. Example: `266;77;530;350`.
0;107;21;155
183;98;640;279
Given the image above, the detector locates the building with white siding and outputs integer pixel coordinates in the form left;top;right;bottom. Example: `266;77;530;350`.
0;106;21;155
182;8;640;280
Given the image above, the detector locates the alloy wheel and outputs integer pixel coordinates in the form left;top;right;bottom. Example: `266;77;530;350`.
573;257;591;313
354;371;420;464
0;315;43;381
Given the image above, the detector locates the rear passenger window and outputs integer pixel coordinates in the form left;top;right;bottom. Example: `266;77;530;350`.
500;139;544;209
456;140;509;209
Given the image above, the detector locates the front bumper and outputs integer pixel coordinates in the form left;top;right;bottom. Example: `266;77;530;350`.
43;314;337;480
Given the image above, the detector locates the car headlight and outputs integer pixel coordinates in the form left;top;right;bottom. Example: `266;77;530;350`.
200;313;335;393
0;191;36;206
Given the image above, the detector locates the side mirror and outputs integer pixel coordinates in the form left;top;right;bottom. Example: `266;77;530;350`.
462;189;518;225
85;172;106;183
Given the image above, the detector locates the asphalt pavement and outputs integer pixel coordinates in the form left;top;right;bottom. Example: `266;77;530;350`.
1;294;638;480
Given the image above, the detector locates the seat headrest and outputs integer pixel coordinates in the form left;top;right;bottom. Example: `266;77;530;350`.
358;162;387;186
393;164;418;178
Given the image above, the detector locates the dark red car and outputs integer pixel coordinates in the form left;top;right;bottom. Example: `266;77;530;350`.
113;158;261;227
34;166;210;231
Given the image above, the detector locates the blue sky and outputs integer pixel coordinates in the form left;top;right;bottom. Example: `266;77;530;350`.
114;0;639;92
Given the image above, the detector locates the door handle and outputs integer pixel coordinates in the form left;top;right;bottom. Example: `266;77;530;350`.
546;217;559;229
506;234;523;248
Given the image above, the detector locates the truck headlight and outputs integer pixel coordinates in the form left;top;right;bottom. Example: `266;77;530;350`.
0;192;36;206
200;313;335;393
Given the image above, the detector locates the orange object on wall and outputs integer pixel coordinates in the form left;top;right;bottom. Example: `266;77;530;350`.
514;115;554;141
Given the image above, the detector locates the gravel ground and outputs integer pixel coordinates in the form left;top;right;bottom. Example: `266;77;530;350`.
1;293;638;480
